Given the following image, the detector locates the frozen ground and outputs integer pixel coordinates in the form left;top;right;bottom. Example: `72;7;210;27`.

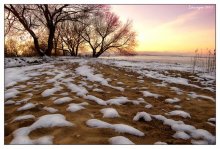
4;57;215;144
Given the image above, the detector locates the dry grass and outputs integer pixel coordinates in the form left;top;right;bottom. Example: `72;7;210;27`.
4;62;215;144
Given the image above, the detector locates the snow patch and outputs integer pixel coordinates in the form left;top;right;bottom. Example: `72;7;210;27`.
141;91;161;98
191;140;208;145
41;86;62;97
188;92;215;102
86;119;111;128
133;112;152;122
76;65;108;85
5;100;15;105
109;136;134;144
113;124;145;136
117;82;124;85
65;83;88;97
106;97;129;105
132;98;146;105
17;97;31;104
171;123;196;133
60;92;69;96
5;88;20;100
93;88;103;92
190;129;215;143
43;107;58;113
34;136;54;145
145;103;153;109
5;63;52;88
165;98;181;104
166;110;191;118
208;118;216;122
84;95;106;106
98;58;206;89
154;141;167;145
172;131;191;140
17;103;36;111
53;97;73;104
12;115;35;122
207;122;215;127
46;72;66;83
75;64;124;91
66;103;86;112
100;108;120;118
152;114;215;144
31;114;74;129
86;119;144;137
170;87;183;95
10;114;74;144
174;105;181;109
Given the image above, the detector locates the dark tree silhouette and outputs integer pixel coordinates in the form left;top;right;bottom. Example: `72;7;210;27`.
5;5;137;57
4;10;16;36
5;4;102;56
82;12;137;57
5;5;44;56
59;21;87;56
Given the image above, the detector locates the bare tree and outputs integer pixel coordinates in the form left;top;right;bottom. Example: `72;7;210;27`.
53;26;61;56
5;5;45;56
35;4;72;55
5;4;102;56
82;12;137;57
59;21;87;56
4;10;17;36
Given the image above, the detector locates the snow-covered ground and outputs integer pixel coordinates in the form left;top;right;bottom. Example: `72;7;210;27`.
5;57;215;91
4;57;216;145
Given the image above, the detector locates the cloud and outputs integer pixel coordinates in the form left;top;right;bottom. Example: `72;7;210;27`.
157;10;201;29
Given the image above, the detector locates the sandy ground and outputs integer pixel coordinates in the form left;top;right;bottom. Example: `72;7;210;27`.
4;62;215;144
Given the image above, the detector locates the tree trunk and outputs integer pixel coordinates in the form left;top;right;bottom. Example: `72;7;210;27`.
92;50;96;57
75;44;79;56
25;28;44;56
70;51;75;56
54;40;57;56
94;50;103;58
45;26;55;56
33;37;44;56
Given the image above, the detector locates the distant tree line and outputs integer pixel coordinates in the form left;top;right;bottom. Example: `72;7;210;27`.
4;4;137;57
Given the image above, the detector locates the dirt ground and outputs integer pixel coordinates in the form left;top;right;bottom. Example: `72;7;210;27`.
4;62;216;144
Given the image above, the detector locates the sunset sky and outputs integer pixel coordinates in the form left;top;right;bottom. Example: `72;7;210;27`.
111;5;215;55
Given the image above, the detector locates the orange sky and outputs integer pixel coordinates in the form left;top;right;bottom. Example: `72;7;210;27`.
111;5;215;54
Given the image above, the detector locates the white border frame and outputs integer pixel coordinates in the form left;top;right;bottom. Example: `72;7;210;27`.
1;1;218;149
